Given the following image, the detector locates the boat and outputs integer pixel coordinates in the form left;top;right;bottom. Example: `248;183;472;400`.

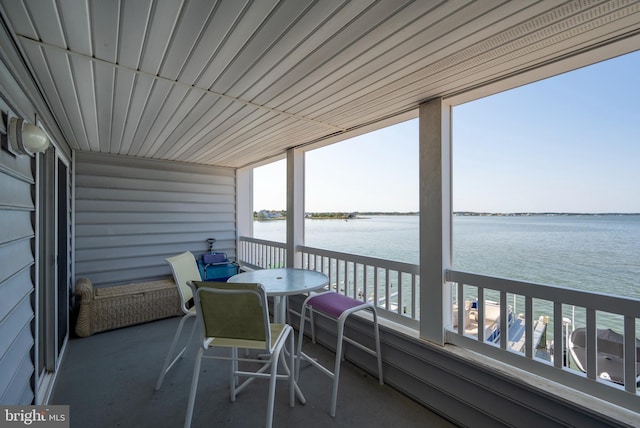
453;300;514;342
568;327;640;386
453;300;549;358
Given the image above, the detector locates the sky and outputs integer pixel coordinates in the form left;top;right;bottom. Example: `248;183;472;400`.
254;50;640;213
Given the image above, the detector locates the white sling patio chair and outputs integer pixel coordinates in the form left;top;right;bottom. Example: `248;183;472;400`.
184;281;296;428
155;251;201;390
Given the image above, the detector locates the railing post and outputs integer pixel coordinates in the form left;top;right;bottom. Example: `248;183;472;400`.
623;315;637;393
553;302;563;369
586;308;597;380
525;296;533;358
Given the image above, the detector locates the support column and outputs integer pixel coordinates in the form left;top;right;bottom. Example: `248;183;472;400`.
236;168;253;255
286;148;304;268
419;98;453;345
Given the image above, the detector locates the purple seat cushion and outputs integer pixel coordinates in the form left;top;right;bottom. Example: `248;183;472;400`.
307;292;367;318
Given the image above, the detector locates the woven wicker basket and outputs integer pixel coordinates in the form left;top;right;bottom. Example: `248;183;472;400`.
75;277;182;337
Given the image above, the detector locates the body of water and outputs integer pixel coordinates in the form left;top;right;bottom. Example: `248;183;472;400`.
254;214;640;331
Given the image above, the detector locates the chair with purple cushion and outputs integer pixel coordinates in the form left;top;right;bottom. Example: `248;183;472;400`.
295;291;383;417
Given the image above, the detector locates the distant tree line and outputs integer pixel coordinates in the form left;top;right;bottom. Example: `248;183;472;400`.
254;211;637;219
306;212;356;219
254;210;286;220
254;211;419;220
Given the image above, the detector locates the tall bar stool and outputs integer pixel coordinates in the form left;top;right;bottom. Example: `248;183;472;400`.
296;291;383;417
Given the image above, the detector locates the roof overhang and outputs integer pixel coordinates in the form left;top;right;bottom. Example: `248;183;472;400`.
1;0;638;169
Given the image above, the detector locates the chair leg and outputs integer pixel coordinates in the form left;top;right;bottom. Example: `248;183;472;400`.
329;320;346;418
288;332;295;407
276;334;295;407
265;346;281;428
184;347;203;428
285;296;290;325
230;347;238;402
156;313;195;390
310;309;316;343
185;315;198;346
295;304;308;381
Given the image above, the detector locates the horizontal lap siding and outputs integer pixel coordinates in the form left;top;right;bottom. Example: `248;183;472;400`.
74;152;236;286
0;101;36;404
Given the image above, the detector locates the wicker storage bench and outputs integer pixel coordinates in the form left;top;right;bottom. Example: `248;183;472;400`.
75;277;182;337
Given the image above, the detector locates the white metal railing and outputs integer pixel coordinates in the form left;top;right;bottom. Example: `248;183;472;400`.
298;245;420;327
447;270;640;397
238;236;419;327
238;237;286;270
237;236;639;405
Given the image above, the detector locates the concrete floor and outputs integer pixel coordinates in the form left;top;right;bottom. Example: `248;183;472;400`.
51;316;458;427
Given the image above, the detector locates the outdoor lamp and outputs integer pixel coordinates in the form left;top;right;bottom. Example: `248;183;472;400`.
6;115;50;156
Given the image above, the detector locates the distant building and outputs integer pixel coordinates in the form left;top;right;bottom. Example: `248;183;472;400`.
255;210;285;219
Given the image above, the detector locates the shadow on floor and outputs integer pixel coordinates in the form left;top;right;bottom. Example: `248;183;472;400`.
52;316;458;427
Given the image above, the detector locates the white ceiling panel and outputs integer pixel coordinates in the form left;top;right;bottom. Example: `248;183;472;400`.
1;0;36;39
224;0;347;99
20;41;79;148
58;0;92;56
149;89;206;158
168;99;246;161
139;0;183;75
44;49;90;150
90;0;119;63
110;68;136;153
160;95;223;159
176;0;248;85
24;0;65;47
1;0;638;168
209;0;313;94
93;60;114;149
195;0;279;90
137;84;190;157
69;54;98;151
120;74;155;154
117;0;152;70
235;0;376;102
129;79;177;156
158;0;218;81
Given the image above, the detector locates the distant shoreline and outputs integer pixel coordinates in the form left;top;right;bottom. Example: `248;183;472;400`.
453;212;640;216
254;211;639;220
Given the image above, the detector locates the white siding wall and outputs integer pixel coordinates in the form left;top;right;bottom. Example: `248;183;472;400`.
0;16;74;402
0;100;36;404
74;152;236;287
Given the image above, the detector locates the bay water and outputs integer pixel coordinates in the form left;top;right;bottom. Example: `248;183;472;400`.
254;214;640;332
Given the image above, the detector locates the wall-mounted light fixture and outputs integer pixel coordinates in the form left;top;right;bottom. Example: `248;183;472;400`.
2;113;50;156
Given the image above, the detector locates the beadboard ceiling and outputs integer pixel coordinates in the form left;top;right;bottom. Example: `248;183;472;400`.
1;0;639;168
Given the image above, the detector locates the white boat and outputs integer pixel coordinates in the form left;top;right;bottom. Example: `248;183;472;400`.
453;300;511;342
453;300;549;356
568;327;640;387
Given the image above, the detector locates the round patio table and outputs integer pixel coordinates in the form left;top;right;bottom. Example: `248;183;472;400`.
228;268;329;323
228;268;329;404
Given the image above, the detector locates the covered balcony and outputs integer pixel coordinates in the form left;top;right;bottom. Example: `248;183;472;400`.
51;311;455;427
0;1;639;426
